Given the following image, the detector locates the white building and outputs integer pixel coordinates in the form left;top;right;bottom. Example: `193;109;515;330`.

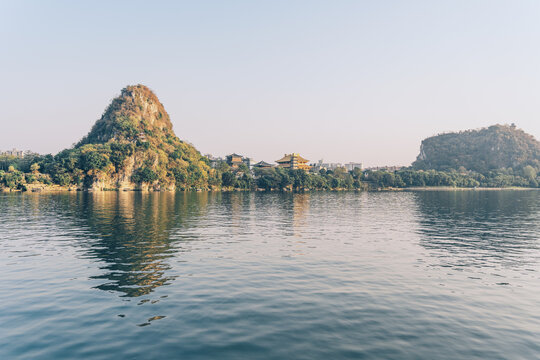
344;162;363;171
1;148;24;158
205;154;224;168
311;160;363;172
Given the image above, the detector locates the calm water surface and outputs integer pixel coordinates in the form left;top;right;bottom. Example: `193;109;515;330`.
1;191;539;359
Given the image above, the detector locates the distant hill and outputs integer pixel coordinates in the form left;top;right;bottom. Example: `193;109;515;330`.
412;125;540;173
40;85;216;190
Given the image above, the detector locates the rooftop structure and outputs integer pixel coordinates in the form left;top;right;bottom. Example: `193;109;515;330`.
253;161;274;169
226;153;251;169
276;153;311;170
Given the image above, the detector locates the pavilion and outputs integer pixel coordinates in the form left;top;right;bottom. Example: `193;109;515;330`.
275;153;311;170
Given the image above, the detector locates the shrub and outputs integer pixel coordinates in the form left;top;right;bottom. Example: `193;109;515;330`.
132;167;158;183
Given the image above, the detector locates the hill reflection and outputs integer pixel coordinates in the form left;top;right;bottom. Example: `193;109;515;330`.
71;192;211;297
413;190;540;268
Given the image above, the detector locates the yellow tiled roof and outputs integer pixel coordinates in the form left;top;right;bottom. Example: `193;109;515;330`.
276;155;292;163
276;153;309;163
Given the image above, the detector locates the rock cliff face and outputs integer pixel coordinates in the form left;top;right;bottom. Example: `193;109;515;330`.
413;124;540;173
51;85;214;190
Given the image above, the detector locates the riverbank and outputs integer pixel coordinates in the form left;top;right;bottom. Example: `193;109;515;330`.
3;185;540;193
402;186;539;191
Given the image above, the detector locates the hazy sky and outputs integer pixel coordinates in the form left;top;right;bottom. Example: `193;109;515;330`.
1;1;539;166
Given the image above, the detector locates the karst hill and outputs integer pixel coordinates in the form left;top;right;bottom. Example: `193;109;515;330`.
413;124;540;173
46;85;216;190
80;85;174;145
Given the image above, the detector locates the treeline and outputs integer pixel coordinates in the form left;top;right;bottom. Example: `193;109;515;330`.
0;155;366;191
221;166;365;191
0;155;52;191
364;167;539;189
245;166;538;191
0;141;214;191
0;154;42;172
2;154;539;191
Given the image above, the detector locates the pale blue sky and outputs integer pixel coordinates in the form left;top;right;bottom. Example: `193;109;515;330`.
1;1;539;166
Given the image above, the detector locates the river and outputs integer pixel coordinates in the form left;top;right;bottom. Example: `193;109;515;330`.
1;191;539;359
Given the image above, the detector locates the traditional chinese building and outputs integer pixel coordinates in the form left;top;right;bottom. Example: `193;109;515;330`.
226;153;251;169
276;153;311;170
253;161;274;169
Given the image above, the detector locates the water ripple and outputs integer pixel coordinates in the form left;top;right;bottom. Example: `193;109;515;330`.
1;191;539;359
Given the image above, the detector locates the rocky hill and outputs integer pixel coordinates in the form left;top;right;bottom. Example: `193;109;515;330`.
40;85;216;190
413;124;540;173
79;85;174;145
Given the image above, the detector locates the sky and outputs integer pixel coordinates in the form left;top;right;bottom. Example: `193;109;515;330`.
1;0;539;167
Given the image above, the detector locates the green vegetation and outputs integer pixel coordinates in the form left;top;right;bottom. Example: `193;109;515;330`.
0;153;42;172
0;85;215;191
0;161;53;191
252;167;364;190
210;166;365;191
2;96;540;193
363;168;538;189
413;124;540;173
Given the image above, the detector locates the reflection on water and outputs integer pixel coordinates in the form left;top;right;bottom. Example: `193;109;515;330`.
414;190;540;268
70;192;312;298
79;192;182;297
1;191;540;360
76;192;214;297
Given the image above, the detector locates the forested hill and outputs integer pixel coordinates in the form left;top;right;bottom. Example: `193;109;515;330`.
38;85;216;190
412;125;540;173
78;84;174;145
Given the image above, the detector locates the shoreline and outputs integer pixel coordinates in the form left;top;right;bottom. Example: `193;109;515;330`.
401;186;539;191
2;186;539;193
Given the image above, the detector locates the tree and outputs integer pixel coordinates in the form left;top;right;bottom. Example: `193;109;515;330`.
81;151;110;172
216;161;231;173
30;163;40;174
237;163;250;174
2;169;24;189
132;167;158;183
522;165;537;182
221;171;236;187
